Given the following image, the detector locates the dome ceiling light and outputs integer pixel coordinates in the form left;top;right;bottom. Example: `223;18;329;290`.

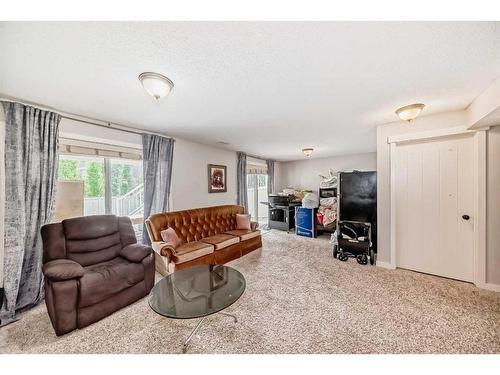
395;103;425;123
302;148;314;157
139;72;174;101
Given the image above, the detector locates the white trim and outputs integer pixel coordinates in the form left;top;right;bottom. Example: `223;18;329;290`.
59;137;143;160
473;130;487;287
376;261;396;270
389;128;488;288
389;142;397;269
387;125;490;145
477;283;500;293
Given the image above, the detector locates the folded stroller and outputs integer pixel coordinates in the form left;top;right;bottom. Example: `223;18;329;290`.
333;221;375;265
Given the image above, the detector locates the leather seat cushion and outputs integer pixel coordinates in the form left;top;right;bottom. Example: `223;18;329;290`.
200;234;240;250
79;257;144;308
171;241;214;264
225;229;261;241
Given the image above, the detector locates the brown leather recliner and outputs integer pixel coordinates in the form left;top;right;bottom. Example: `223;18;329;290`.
41;215;155;336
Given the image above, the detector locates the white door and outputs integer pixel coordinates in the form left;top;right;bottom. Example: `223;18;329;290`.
394;133;474;282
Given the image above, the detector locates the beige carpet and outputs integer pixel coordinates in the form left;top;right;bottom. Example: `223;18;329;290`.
1;230;499;354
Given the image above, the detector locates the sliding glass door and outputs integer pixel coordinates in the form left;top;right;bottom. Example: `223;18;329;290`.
56;154;144;239
246;173;269;226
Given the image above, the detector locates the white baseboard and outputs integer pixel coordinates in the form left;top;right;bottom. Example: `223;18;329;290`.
374;262;500;292
477;283;500;292
376;261;396;270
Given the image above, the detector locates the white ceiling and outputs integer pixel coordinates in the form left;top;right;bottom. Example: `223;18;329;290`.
1;22;499;161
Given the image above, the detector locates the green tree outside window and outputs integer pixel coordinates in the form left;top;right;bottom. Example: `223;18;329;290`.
120;165;135;194
85;161;104;197
111;164;137;196
58;159;80;181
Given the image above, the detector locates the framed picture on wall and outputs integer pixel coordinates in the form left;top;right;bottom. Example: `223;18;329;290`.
208;164;227;193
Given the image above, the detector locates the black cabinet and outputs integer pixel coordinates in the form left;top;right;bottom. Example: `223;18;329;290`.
338;171;377;252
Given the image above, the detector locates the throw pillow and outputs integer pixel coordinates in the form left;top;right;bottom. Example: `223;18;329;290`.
160;227;182;248
236;214;252;230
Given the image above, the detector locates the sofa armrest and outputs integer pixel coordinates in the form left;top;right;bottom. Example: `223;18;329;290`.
43;259;84;281
151;241;175;260
250;221;259;231
120;243;153;263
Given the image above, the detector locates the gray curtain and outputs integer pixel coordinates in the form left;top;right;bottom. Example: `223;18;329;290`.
0;101;60;326
142;134;175;245
237;152;248;213
266;159;275;194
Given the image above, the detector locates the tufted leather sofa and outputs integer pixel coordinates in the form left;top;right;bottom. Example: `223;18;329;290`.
145;205;262;274
41;215;155;336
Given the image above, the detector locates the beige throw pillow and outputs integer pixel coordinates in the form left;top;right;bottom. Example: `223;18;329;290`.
160;227;182;248
236;214;252;230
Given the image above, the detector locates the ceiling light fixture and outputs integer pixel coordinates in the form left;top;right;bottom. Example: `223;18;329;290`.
395;103;425;123
138;72;174;101
302;148;314;157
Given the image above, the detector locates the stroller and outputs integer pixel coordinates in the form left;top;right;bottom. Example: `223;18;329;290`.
332;221;375;265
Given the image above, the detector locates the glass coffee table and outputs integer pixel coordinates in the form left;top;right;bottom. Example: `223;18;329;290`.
148;264;246;353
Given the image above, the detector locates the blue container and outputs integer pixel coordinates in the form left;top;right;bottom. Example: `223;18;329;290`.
295;207;316;238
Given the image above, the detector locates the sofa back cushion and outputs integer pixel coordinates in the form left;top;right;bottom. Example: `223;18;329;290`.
63;215;123;266
146;205;244;243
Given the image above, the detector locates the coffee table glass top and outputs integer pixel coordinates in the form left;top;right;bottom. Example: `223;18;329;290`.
148;264;246;319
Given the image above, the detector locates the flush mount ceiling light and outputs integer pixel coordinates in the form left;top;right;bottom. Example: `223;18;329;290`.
138;72;174;101
395;103;425;123
302;148;314;157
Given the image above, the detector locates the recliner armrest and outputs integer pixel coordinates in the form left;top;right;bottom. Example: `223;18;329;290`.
120;243;153;263
43;259;84;281
250;221;259;231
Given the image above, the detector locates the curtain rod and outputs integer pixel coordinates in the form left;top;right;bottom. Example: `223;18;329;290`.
60;114;143;136
0;95;173;139
246;153;274;162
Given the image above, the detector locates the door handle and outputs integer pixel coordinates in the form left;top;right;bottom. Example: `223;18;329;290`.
462;215;470;220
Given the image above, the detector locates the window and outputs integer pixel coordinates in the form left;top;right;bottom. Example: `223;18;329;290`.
56;154;144;240
58;155;106;215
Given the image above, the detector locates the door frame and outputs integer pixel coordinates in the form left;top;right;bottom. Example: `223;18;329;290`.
388;125;488;287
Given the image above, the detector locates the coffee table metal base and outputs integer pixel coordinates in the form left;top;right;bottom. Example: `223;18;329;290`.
182;311;238;353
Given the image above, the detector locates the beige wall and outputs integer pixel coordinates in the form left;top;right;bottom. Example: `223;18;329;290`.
274;161;283;194
377;110;500;286
276;152;377;193
171;138;237;211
